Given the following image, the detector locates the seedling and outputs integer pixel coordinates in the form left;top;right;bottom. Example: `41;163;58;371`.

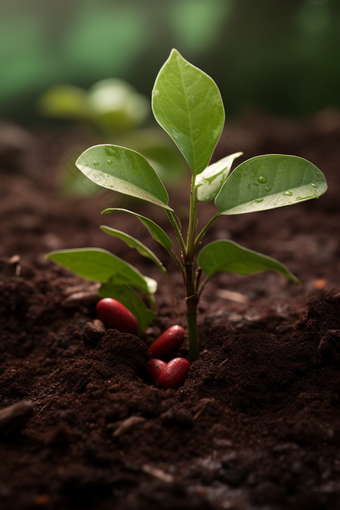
46;49;327;362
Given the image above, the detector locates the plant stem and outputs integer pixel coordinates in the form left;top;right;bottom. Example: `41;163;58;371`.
194;212;220;252
186;177;198;257
197;275;211;297
186;306;199;362
166;210;187;256
184;177;199;361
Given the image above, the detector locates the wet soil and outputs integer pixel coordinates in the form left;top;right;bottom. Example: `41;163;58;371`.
1;111;340;509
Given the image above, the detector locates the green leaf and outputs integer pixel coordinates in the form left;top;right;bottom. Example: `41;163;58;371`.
152;49;225;176
46;248;157;295
215;155;327;215
100;225;167;276
101;208;172;251
195;152;243;202
120;128;186;186
198;240;299;284
98;283;157;335
76;145;172;210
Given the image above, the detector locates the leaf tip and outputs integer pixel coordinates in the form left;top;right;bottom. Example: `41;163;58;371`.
169;48;180;58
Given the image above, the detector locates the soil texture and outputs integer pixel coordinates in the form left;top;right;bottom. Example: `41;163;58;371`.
1;111;340;509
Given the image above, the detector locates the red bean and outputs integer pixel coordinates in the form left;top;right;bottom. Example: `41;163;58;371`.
158;357;191;389
96;298;138;335
147;358;167;381
149;325;185;359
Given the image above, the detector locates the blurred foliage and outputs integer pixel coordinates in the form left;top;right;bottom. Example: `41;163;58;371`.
2;0;340;121
38;80;149;130
38;78;184;196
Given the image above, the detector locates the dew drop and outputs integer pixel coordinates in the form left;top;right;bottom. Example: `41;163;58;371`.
264;186;271;192
258;176;267;184
93;161;99;166
283;191;293;196
107;160;113;165
311;183;318;188
154;89;160;96
254;199;264;203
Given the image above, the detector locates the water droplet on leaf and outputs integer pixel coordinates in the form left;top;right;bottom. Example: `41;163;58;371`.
258;176;267;183
254;199;264;203
107;160;113;165
311;183;317;188
93;161;99;166
283;191;293;196
264;186;271;192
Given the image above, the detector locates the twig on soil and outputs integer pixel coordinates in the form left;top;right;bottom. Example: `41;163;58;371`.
112;416;146;438
0;400;34;436
142;464;174;484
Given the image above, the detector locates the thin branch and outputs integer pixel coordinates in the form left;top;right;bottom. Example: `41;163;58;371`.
193;212;220;253
166;210;187;256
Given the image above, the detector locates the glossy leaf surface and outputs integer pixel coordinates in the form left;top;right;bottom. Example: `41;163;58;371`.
123;128;186;186
76;145;172;210
152;49;225;176
100;226;167;275
198;240;299;284
46;248;157;295
195;152;243;201
98;283;156;334
215;155;327;215
101;208;172;250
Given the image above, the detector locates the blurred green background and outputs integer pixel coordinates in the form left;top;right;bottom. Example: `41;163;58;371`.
2;0;340;124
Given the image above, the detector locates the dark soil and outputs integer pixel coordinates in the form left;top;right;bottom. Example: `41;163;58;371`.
1;111;340;510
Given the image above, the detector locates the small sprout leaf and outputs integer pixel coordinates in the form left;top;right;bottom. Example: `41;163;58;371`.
98;283;157;334
143;276;158;296
101;208;172;251
76;145;172;210
195;152;243;202
215;155;327;215
198;240;299;284
100;226;167;276
46;248;157;295
152;49;225;176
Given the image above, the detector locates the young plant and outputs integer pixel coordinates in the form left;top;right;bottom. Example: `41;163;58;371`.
46;49;327;362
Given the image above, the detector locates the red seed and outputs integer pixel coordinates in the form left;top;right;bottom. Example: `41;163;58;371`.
158;357;191;389
149;325;185;359
96;298;138;335
147;358;167;381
